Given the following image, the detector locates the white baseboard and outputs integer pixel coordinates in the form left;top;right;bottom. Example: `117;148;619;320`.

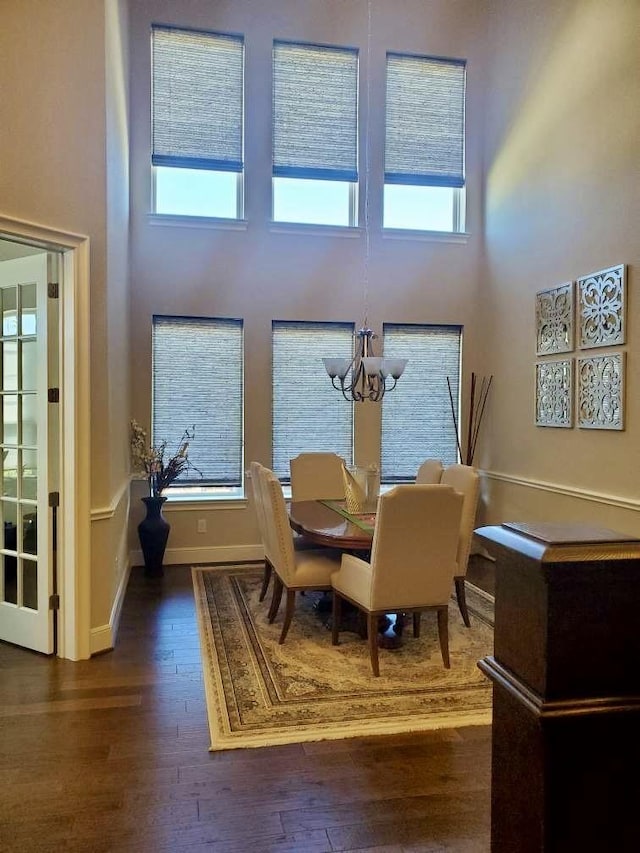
129;543;264;568
90;557;131;655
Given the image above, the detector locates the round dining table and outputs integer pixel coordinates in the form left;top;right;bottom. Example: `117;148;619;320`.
288;499;406;647
288;500;373;552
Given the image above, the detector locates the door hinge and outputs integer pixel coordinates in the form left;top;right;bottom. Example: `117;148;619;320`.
49;491;60;507
48;388;60;403
48;282;59;299
49;593;60;611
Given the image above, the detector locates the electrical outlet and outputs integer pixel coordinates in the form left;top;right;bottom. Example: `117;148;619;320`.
197;518;207;534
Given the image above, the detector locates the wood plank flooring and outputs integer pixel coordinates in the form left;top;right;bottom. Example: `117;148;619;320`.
0;559;493;852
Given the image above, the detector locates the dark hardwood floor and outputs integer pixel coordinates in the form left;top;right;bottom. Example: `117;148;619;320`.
0;559;493;852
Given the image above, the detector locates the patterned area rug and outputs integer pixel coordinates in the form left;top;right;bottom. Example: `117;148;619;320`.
192;563;494;751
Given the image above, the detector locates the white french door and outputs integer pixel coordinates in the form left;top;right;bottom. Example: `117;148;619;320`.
0;252;58;654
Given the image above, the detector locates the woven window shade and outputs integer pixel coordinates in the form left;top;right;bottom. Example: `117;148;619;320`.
272;321;354;481
152;26;244;172
152;316;243;487
273;41;358;182
385;53;466;188
381;325;462;482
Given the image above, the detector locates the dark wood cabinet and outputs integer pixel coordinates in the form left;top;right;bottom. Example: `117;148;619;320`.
475;522;640;852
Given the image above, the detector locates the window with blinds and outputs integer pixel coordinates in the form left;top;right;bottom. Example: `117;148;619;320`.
272;41;359;227
151;26;244;218
272;321;354;481
152;316;244;492
381;324;462;482
384;53;466;232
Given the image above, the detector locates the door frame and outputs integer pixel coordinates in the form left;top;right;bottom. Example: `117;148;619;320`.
0;214;91;660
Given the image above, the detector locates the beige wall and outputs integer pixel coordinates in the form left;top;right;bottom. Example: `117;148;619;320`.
0;0;132;640
128;0;489;553
480;0;640;535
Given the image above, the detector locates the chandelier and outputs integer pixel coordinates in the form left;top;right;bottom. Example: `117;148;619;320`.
323;326;407;403
322;2;406;403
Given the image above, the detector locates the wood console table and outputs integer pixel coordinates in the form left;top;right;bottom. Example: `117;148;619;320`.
475;522;640;852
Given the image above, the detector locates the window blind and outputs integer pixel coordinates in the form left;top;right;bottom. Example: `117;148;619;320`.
272;321;354;481
273;41;358;182
385;54;466;188
381;324;461;482
152;316;243;487
152;26;244;172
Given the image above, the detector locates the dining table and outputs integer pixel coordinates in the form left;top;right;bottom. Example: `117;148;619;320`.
288;498;374;552
287;498;405;647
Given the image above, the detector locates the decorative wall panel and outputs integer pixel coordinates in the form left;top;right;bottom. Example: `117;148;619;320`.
535;282;574;355
577;352;624;430
578;264;625;349
535;359;573;428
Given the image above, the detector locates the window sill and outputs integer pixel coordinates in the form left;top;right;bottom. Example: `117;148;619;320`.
382;228;469;244
163;487;247;510
269;221;362;239
148;214;248;231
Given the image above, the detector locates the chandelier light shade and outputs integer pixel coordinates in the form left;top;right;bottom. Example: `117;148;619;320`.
323;326;408;402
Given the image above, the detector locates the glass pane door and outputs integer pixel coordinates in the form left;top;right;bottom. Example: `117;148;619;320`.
0;249;53;653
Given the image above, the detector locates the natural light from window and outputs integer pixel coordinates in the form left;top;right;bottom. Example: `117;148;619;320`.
383;185;462;232
272;177;354;227
154;166;241;218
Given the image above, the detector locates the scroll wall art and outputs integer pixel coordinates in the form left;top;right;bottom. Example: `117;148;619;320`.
535;264;627;430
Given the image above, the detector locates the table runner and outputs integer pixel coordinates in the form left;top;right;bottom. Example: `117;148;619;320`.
320;499;376;533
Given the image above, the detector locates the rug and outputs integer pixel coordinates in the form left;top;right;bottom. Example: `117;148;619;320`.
192;563;494;751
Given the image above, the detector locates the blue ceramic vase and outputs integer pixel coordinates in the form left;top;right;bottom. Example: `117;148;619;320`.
138;496;170;578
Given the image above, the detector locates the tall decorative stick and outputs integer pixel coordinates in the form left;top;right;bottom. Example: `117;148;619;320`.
447;373;493;466
446;376;463;462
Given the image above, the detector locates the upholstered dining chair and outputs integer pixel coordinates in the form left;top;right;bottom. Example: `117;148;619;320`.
416;458;444;484
257;465;342;644
248;462;273;602
289;452;346;501
330;484;463;676
440;463;481;627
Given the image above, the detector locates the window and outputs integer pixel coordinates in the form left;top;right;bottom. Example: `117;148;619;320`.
151;26;244;219
152;316;244;495
381;324;462;482
272;321;354;481
272;41;358;227
384;54;466;233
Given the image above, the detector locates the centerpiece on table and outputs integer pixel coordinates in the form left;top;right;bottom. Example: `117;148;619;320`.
130;420;201;577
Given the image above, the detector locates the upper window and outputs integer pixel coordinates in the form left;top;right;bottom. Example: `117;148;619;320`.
381;324;462;482
384;54;466;233
151;26;244;219
272;41;358;227
152;316;244;496
272;321;354;481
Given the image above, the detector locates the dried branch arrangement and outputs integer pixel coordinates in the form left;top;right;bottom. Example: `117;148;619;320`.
446;373;493;466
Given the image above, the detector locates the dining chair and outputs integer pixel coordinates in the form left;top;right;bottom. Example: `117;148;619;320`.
248;462;273;602
289;452;346;501
416;458;444;484
257;465;342;644
331;484;463;676
440;463;481;627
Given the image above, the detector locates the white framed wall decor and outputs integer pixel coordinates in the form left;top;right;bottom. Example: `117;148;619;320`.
577;352;625;430
535;281;574;355
535;359;573;428
578;264;626;349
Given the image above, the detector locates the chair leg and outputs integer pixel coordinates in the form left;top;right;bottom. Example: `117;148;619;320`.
278;589;296;644
437;608;450;668
268;575;283;623
455;576;471;627
332;592;342;645
413;612;421;638
367;612;380;677
259;559;273;602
